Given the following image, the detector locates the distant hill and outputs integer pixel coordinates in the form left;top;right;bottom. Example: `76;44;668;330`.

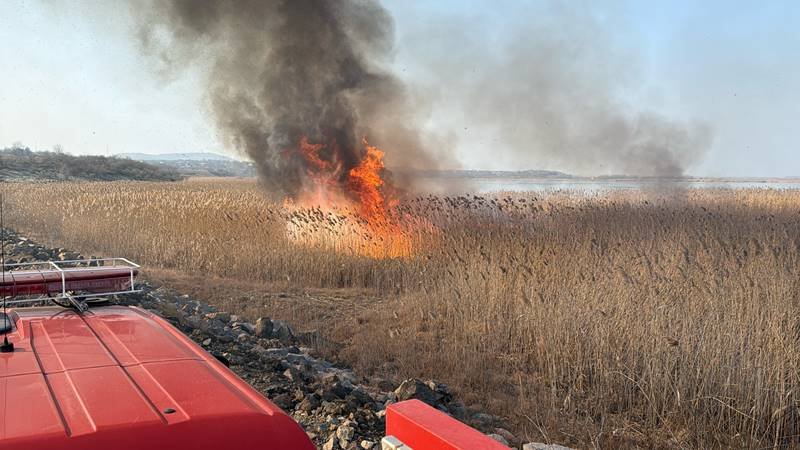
0;147;182;182
118;152;234;162
119;152;256;178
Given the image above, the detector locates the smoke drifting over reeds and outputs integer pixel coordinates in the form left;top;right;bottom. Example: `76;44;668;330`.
401;2;713;176
135;1;712;181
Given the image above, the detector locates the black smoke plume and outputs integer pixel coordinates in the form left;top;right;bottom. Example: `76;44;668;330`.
135;0;436;197
135;1;711;183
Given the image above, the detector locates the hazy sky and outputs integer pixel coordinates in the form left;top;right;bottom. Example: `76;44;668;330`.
0;1;797;176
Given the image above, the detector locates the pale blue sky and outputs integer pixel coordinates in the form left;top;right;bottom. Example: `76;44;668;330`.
1;1;798;176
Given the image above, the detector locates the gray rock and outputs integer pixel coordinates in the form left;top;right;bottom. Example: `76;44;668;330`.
183;314;204;329
493;428;517;445
320;380;352;401
58;251;80;261
255;317;273;338
261;347;289;358
348;388;374;407
472;412;495;425
205;319;227;335
375;379;397;392
488;433;509;445
283;367;303;382
321;401;342;415
195;302;214;314
272;319;295;344
285;353;313;365
271;393;294;410
448;400;467;419
205;311;231;323
336;423;355;443
522;444;575;450
239;322;256;334
298;394;321;412
334;370;358;387
394;379;443;407
322;435;338;450
215;331;235;343
158;302;185;321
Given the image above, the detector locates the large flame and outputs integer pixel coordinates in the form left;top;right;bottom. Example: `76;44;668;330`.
294;136;346;208
285;136;412;258
348;139;386;222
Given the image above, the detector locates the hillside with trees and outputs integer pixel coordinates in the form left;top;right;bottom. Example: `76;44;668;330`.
0;145;182;182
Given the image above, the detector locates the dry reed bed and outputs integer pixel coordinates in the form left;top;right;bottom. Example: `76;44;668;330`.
3;178;800;448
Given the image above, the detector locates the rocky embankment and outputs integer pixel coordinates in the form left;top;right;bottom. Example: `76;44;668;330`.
1;229;569;450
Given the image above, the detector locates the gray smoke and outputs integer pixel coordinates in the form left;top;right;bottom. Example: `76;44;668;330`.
398;1;713;177
135;1;711;184
135;0;440;197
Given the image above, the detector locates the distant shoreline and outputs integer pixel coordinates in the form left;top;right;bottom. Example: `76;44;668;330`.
404;170;800;184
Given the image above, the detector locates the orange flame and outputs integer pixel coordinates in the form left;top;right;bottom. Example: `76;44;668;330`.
294;136;345;209
286;136;412;258
298;136;332;172
348;138;386;222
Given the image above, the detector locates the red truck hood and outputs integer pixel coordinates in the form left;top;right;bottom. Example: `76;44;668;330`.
0;305;314;450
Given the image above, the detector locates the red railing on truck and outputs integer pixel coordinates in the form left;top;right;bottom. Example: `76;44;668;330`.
0;258;139;302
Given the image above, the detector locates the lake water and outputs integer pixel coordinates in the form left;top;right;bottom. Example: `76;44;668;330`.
419;177;800;193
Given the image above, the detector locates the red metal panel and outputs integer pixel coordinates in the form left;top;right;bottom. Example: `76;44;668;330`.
125;364;192;425
386;400;510;450
0;306;316;450
0;320;38;377
34;313;119;373
84;308;198;365
59;365;165;432
46;371;101;437
0;373;65;442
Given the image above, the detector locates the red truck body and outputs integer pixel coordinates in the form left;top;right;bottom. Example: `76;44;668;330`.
0;305;315;450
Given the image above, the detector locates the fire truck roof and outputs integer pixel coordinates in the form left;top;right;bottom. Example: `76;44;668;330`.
0;305;315;450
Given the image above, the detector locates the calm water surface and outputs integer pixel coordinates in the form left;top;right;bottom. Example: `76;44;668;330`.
424;178;800;193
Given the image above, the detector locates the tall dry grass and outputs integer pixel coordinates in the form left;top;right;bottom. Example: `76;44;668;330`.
1;179;417;289
3;178;800;448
